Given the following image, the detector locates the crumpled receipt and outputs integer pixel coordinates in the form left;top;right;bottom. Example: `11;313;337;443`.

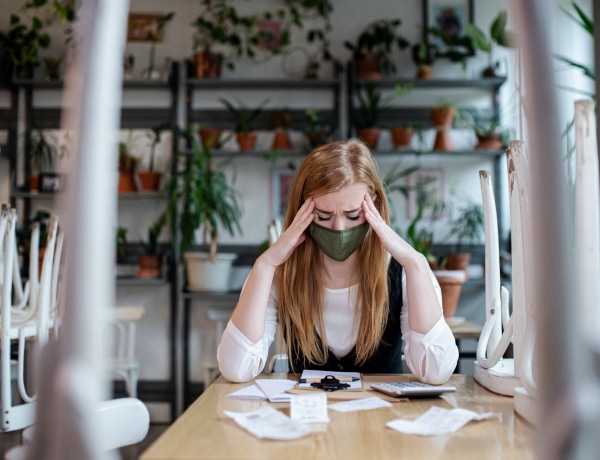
224;406;313;440
387;406;498;436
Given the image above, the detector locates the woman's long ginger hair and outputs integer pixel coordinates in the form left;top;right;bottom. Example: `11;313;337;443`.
276;139;390;369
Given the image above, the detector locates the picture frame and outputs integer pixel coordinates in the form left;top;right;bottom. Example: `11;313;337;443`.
258;21;282;52
271;169;296;221
423;0;473;42
407;168;445;220
127;13;166;43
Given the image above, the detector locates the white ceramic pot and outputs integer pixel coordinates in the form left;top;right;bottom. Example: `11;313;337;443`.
184;252;237;292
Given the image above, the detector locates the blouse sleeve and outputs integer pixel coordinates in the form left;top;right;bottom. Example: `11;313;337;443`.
217;285;279;383
400;267;459;384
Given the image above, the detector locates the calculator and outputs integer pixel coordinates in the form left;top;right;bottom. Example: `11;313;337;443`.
370;381;456;398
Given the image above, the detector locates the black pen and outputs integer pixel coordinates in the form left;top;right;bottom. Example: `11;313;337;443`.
299;377;360;383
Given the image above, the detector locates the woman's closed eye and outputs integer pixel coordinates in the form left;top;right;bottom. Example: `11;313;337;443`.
316;214;361;222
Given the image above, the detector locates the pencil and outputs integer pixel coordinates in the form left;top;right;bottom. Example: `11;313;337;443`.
299;377;360;383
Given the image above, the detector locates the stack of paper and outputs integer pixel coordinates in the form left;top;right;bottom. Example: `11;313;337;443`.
226;379;296;402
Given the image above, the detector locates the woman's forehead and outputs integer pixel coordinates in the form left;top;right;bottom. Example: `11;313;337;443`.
312;182;369;209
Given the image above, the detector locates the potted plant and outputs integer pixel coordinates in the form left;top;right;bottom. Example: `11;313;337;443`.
286;0;341;79
118;139;139;193
0;13;51;81
428;25;475;74
138;123;170;191
344;18;409;79
411;27;438;79
405;202;465;318
271;110;293;150
430;98;458;151
168;126;242;292
219;97;269;151
198;124;222;149
116;226;128;265
191;0;260;78
464;10;515;78
142;12;174;81
304;108;331;149
28;130;57;192
388;83;415;149
355;83;392;149
470;112;504;150
42;55;62;81
443;197;485;272
138;210;168;278
404;203;466;318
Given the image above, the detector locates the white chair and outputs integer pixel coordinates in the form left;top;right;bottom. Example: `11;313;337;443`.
105;306;145;398
472;169;519;396
1;210;64;431
5;397;150;459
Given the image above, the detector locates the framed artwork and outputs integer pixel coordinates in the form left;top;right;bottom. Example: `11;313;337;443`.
127;13;166;42
407;168;445;220
271;169;296;221
258;21;282;52
424;0;473;42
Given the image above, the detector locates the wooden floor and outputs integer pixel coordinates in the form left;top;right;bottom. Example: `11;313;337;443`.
0;423;168;459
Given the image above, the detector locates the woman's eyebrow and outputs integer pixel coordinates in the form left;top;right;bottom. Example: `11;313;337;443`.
344;207;362;213
314;207;333;215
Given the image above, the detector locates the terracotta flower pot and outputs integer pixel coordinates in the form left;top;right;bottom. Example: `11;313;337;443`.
431;106;455;151
416;66;433;79
475;134;504;151
236;132;257;151
354;53;382;80
199;127;222;149
436;276;463;318
444;252;471;272
390;127;414;149
194;52;223;79
272;131;292;150
118;172;138;193
30;175;39;192
357;127;380;150
138;171;162;191
138;254;162;278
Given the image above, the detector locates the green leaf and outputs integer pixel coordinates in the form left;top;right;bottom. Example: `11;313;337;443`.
490;10;507;42
464;23;491;53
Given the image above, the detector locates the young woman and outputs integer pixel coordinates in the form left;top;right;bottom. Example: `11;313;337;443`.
218;139;458;384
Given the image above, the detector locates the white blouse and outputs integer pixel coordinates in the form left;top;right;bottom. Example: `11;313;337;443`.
217;266;459;384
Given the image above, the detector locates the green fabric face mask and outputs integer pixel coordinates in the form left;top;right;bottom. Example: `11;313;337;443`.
309;221;369;261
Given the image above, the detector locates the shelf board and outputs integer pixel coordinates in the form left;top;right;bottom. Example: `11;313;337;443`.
175;148;504;158
12;190;166;200
177;148;309;158
116;276;168;286
373;148;505;157
354;77;506;91
11;78;171;90
186;78;340;90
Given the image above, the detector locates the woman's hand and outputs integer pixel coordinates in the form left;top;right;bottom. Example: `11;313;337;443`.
362;193;420;264
259;198;315;269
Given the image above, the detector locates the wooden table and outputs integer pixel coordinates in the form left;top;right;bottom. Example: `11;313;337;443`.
141;374;533;460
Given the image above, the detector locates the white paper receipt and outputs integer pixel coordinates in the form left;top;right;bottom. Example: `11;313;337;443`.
224;406;313;440
290;393;329;423
328;397;393;413
387;406;497;436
